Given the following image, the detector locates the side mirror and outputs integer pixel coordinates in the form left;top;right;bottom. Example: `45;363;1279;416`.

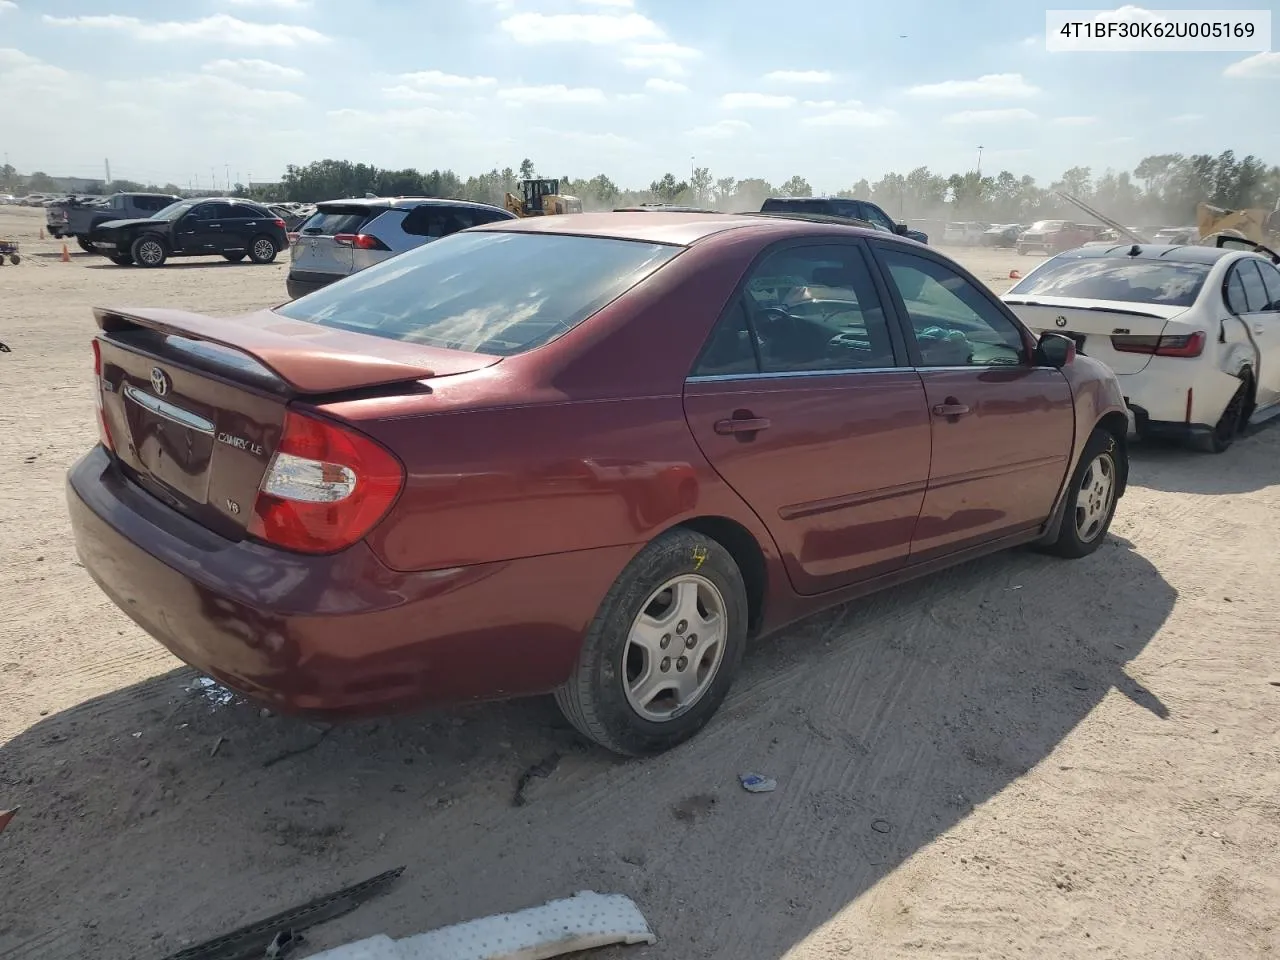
1036;332;1075;368
893;222;909;236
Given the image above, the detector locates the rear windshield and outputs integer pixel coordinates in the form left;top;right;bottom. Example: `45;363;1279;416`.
275;230;682;356
300;206;380;236
1008;258;1210;307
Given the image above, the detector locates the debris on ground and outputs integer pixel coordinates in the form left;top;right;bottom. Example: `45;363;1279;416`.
871;819;893;834
262;727;331;769
512;752;561;807
739;773;777;793
209;735;226;758
671;793;717;822
305;890;655;960
159;866;404;960
0;807;18;836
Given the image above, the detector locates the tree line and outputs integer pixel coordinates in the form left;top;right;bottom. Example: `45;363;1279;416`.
6;151;1278;226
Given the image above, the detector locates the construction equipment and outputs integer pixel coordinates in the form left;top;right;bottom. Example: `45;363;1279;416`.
1056;192;1149;244
0;238;20;265
504;178;583;218
1196;202;1279;246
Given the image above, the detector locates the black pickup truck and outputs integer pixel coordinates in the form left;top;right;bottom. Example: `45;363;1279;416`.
46;193;179;250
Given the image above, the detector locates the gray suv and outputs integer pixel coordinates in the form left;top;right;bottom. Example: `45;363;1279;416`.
286;197;516;299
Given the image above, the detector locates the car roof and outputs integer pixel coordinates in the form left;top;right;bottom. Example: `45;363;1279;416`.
315;196;507;212
469;210;884;246
1048;243;1255;264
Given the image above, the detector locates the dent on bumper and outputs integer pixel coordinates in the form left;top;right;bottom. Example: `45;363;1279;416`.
67;447;635;714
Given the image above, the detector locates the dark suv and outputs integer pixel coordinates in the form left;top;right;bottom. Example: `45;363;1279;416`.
89;197;289;268
760;197;929;243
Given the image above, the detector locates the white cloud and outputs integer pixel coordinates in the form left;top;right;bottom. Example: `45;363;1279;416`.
802;99;836;108
616;92;647;102
906;73;1039;98
619;41;701;75
498;12;662;44
802;103;896;127
496;84;606;104
1224;51;1280;78
1020;34;1039;46
42;14;329;46
1051;115;1096;125
0;47;73;89
129;72;305;110
381;85;441;102
577;0;635;5
764;69;833;83
1091;5;1163;21
943;107;1038;123
720;92;795;109
225;0;311;6
202;58;304;82
328;104;473;127
397;70;497;88
1168;113;1203;123
0;2;17;12
687;119;751;139
645;77;687;93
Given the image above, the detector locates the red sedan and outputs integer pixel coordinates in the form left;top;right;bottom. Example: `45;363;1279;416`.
68;213;1130;756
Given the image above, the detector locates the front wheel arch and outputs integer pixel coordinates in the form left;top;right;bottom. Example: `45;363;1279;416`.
1095;411;1130;498
674;515;768;635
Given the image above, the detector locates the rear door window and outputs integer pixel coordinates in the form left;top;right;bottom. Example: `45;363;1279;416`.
1257;261;1280;311
401;206;478;238
1237;260;1270;312
300;206;378;236
275;231;681;356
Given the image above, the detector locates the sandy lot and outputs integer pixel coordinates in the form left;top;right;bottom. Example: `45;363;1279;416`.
1;204;1277;960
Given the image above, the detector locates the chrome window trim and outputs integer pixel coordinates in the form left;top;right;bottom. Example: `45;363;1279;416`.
122;384;216;434
686;363;1045;384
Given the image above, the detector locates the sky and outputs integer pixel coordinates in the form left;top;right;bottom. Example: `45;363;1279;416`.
0;0;1277;193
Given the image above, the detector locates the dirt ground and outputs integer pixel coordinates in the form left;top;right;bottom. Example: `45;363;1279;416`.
1;203;1277;960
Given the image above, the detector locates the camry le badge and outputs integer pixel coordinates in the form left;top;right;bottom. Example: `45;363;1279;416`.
150;367;170;396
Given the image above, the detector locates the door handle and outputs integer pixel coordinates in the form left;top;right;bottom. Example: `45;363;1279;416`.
714;416;771;435
931;400;971;418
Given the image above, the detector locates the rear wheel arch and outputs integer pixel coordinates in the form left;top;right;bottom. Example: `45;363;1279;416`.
672;515;767;635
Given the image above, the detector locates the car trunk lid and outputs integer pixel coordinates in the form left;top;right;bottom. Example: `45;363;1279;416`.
1003;296;1187;374
94;305;499;539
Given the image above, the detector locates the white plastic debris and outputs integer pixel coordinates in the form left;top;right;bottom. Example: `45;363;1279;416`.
306;890;655;960
739;773;777;793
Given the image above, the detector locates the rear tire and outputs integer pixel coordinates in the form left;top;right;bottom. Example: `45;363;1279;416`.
248;235;278;264
1193;376;1250;454
76;237;93;253
554;528;749;756
130;236;167;268
1043;427;1121;559
223;251;247;262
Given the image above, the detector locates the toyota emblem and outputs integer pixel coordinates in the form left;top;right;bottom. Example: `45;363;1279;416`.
150;367;170;395
1054;316;1068;328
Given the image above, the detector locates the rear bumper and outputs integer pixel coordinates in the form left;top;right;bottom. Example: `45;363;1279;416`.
285;270;341;299
67;446;635;715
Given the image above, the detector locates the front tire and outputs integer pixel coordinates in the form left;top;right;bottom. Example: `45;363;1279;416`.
130;236;167;268
108;254;134;266
248;235;278;264
76;237;93;253
555;529;749;756
223;251;247;262
1043;428;1121;559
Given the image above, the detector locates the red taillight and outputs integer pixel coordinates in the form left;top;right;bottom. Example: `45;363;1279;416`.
273;218;286;229
1110;331;1205;358
91;339;114;451
247;410;404;554
333;233;386;250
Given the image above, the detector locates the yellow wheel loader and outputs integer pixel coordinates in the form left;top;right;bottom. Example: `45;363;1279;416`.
504;178;583;218
1196;201;1280;246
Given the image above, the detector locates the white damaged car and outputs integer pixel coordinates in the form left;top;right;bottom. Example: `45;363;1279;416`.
1003;240;1280;452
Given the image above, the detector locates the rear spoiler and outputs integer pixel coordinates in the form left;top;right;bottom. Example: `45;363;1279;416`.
94;306;446;395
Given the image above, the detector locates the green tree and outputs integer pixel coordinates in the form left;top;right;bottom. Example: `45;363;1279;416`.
689;166;713;205
518;158;536;180
778;175;812;197
714;176;737;204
